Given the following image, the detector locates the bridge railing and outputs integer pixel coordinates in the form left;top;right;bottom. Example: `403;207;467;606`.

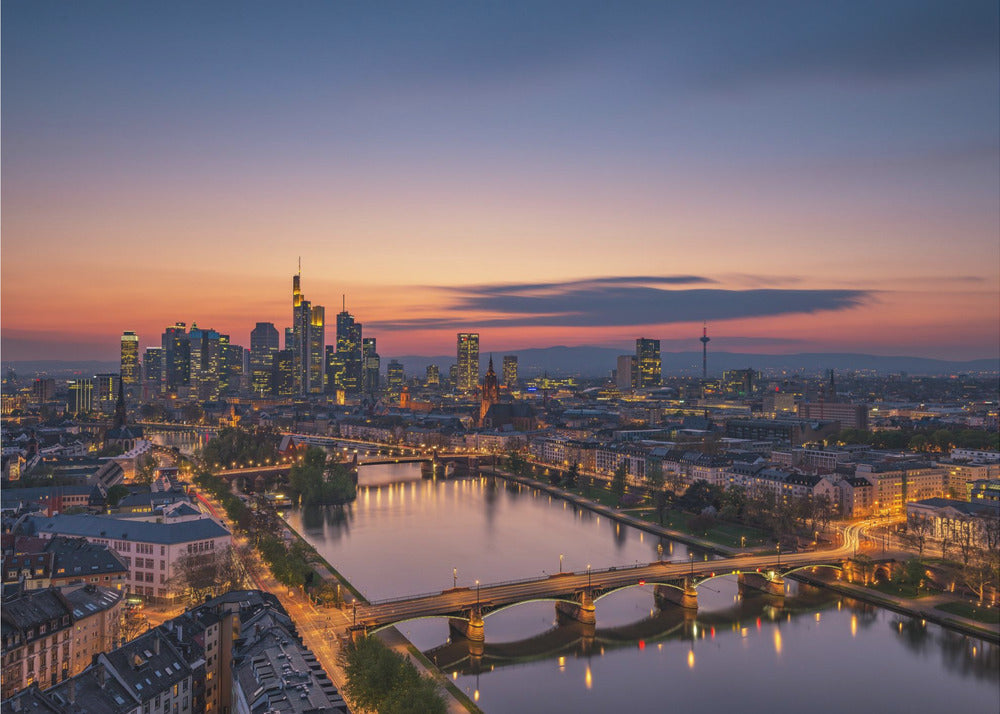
362;558;701;607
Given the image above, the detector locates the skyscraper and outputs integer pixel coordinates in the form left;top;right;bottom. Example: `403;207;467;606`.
502;355;518;389
386;360;404;395
290;267;325;395
426;364;440;387
67;378;94;415
456;333;479;392
142;347;163;396
362;338;380;398
635;338;661;389
120;331;140;385
188;324;225;401
250;322;280;396
335;307;363;393
161;323;190;394
616;354;636;391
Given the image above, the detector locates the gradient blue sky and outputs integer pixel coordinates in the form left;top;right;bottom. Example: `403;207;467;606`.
2;1;998;361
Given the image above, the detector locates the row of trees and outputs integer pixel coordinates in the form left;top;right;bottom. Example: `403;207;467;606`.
342;636;446;714
287;447;356;506
835;427;999;453
201;426;282;468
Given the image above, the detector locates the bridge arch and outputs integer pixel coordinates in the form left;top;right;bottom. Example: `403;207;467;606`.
482;597;582;619
780;563;843;579
368;614;467;635
592;580;687;602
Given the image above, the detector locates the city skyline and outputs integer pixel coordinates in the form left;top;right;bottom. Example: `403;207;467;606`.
2;1;998;362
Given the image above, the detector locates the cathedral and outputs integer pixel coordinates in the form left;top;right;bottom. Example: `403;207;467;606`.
479;356;500;426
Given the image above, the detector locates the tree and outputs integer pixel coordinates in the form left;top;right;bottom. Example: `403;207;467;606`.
342;636;446;714
677;480;721;514
170;546;248;604
611;462;628;504
134;453;158;484
645;459;665;492
961;549;1000;604
106;484;130;509
902;514;931;557
564;462;580;488
120;607;148;642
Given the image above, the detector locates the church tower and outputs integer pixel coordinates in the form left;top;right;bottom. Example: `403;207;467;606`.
479;356;500;426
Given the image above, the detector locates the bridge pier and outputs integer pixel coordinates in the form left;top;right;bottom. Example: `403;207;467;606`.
555;591;596;625
654;580;698;610
449;608;485;642
737;572;785;597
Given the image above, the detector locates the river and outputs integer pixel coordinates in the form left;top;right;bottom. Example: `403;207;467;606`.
283;463;999;714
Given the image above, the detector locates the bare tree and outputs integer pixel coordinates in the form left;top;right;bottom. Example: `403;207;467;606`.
961;549;1000;604
902;514;931;558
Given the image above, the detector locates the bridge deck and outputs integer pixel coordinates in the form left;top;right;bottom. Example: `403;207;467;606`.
356;547;852;628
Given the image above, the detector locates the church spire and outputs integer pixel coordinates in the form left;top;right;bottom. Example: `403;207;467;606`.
114;376;127;429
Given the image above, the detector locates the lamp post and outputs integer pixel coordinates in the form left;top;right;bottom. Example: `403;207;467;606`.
476;580;480;607
587;564;592;589
777;542;781;569
559;554;564;573
453;568;457;589
689;552;694;577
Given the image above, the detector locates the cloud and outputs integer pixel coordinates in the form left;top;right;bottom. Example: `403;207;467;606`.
368;278;870;330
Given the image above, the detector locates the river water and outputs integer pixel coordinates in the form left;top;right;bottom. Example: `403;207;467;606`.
284;463;999;714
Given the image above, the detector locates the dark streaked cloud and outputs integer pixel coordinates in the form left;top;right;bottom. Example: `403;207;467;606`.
369;279;870;330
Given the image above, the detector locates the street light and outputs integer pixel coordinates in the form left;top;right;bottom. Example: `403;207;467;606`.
559;554;564;573
587;564;592;589
689;552;694;577
453;568;457;589
476;580;480;607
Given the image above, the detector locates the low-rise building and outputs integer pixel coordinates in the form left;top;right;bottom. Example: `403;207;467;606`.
25;514;231;602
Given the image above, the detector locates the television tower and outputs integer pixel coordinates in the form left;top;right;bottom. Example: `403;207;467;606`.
699;323;710;380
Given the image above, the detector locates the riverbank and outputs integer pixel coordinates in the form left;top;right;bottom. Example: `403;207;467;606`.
790;570;1000;644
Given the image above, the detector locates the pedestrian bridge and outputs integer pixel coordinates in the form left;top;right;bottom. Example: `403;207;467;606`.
350;543;874;643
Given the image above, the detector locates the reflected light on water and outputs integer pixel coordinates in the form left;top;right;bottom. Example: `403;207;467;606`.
687;649;695;669
773;628;782;655
851;614;857;638
585;665;593;690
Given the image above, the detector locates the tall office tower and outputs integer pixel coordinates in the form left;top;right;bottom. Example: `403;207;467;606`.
32;378;56;404
616;354;637;391
335;307;363;393
449;363;459;389
386;360;405;395
222;342;247;395
325;346;345;395
250;322;280;396
456;333;480;392
272;349;296;397
284;327;294;351
161;323;190;394
142;347;163;395
188;325;225;401
502;355;518;389
290;267;326;395
307;305;325;393
94;373;120;414
635;338;661;389
362;337;380;398
67;378;94;415
425;364;440;387
120;332;140;385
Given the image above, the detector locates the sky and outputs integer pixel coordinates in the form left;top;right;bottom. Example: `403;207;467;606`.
2;0;998;363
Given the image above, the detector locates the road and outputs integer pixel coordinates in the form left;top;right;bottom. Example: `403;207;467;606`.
358;522;866;628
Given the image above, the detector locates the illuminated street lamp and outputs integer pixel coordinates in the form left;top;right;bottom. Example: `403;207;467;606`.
587;564;592;589
559;554;564;573
476;580;480;607
453;568;458;589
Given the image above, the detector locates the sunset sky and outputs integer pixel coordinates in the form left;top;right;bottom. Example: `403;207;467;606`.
3;1;998;363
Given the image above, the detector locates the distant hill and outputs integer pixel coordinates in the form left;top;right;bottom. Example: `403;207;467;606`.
2;360;121;379
390;347;998;379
